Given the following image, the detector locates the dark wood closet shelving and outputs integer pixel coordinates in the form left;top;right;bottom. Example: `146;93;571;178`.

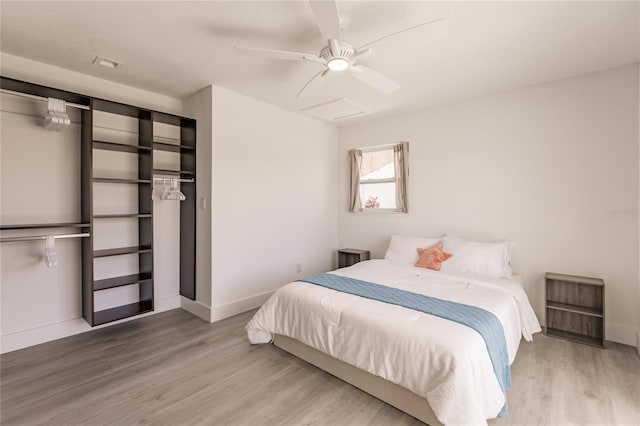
93;214;152;219
153;141;195;153
93;140;152;153
94;272;153;291
82;101;156;325
0;222;90;230
1;76;197;327
93;245;153;258
151;111;196;300
93;300;153;326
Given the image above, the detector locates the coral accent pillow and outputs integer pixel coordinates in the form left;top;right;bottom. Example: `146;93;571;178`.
385;234;442;266
414;243;453;271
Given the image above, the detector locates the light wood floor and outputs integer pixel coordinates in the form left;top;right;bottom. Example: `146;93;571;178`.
1;309;639;426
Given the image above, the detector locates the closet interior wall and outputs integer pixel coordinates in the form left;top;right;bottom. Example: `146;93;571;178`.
1;93;85;334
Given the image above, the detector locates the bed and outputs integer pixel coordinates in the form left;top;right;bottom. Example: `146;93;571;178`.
246;235;541;426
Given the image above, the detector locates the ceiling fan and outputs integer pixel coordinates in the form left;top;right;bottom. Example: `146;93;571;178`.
235;1;448;98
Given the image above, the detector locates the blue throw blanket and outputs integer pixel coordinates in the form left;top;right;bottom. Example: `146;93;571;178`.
299;273;511;416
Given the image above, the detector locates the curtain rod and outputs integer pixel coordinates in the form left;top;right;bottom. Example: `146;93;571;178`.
1;88;90;111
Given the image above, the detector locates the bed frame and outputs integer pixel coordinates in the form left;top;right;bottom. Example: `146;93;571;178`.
273;334;443;426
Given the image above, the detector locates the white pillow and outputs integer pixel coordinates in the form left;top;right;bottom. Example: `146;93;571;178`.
384;234;441;266
440;235;513;279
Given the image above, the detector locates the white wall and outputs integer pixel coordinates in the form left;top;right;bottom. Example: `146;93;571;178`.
209;86;338;320
181;86;214;320
1;54;185;353
338;65;639;346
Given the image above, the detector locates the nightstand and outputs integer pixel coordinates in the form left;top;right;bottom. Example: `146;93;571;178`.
338;249;370;268
545;272;605;348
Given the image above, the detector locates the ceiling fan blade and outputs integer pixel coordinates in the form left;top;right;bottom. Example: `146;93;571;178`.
303;55;326;65
309;0;342;44
349;48;372;63
235;46;319;62
359;18;449;50
297;69;327;98
329;39;341;57
349;65;400;94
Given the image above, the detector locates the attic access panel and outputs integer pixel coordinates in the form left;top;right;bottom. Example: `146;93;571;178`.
303;98;366;121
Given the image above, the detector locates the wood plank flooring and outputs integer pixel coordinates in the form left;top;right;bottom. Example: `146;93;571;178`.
2;309;639;425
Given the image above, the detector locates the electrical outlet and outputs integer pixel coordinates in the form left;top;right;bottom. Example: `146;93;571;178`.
296;263;302;274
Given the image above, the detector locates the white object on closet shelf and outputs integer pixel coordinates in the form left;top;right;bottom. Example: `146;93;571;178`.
44;235;57;268
43;98;71;131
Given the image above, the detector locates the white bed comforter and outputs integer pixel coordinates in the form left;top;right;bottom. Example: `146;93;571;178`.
246;260;541;426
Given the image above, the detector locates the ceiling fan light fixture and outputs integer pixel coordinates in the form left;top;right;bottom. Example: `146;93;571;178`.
327;57;349;72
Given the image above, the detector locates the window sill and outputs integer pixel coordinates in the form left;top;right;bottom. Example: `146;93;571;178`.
353;209;408;215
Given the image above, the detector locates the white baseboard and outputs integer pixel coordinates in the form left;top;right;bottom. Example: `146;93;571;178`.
180;297;212;322
1;295;181;354
210;290;274;322
606;321;637;346
155;294;182;311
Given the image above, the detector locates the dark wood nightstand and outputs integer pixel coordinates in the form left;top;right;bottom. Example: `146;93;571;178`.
338;249;370;268
545;272;605;348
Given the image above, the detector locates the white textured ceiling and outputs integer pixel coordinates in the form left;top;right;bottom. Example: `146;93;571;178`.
1;1;638;124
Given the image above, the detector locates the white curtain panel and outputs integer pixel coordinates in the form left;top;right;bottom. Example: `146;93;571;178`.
349;149;363;212
394;142;409;213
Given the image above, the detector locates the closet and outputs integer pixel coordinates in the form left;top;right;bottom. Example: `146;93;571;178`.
0;77;196;328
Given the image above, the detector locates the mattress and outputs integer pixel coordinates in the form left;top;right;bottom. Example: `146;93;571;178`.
246;259;541;425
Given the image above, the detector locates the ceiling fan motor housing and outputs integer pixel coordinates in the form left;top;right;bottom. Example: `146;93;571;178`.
320;42;355;62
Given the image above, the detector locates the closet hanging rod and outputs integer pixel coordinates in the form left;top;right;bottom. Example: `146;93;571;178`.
0;89;90;111
0;233;90;243
152;176;194;183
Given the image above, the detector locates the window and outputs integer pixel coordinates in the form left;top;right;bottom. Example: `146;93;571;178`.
359;147;397;210
349;142;409;213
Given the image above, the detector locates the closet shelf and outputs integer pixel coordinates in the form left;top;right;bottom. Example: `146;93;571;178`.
93;177;152;184
153;142;194;153
94;273;153;291
94;300;153;325
0;222;90;230
93;140;152;153
93;214;152;219
153;169;194;178
93;245;152;258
